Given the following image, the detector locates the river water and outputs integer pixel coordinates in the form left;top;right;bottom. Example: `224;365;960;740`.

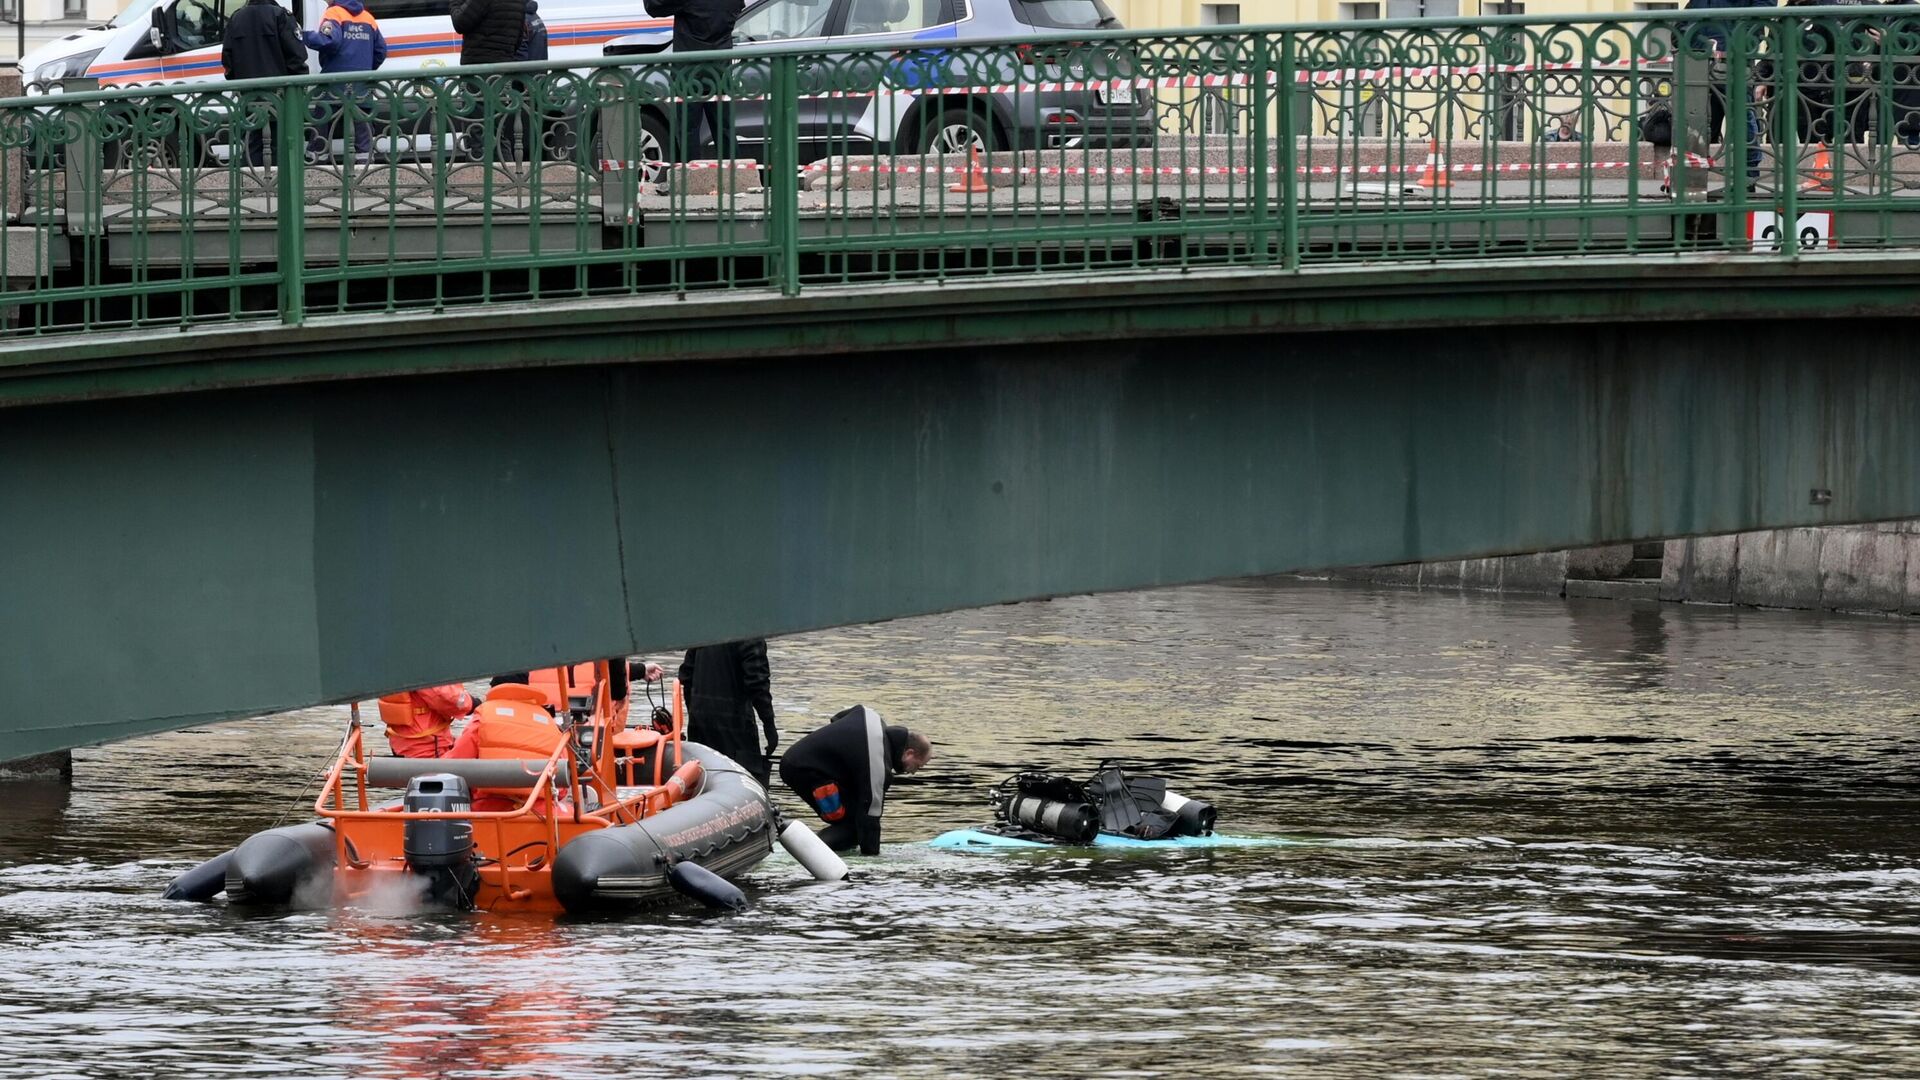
2;579;1918;1078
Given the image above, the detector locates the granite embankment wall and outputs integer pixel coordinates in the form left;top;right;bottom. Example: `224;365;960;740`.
1658;522;1920;615
1324;522;1920;616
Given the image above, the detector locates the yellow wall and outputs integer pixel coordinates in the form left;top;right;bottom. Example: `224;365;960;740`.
1109;0;1672;32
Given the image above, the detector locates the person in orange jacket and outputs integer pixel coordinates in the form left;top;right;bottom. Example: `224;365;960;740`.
303;0;386;161
445;681;569;811
376;684;479;759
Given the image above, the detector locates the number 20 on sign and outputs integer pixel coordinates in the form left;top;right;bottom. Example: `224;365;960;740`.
1748;210;1834;253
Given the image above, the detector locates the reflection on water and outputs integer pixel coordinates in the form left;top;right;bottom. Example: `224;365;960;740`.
2;579;1918;1077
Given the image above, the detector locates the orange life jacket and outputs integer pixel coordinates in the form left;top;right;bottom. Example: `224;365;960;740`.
486;683;555;709
530;664;599;711
469;701;566;760
460;700;567;811
378;692;454;742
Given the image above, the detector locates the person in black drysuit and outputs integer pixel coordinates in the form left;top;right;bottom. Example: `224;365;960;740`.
219;0;308;165
779;705;931;856
677;639;778;786
644;0;743;162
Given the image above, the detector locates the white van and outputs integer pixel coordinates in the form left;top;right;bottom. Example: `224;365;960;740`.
18;0;665;92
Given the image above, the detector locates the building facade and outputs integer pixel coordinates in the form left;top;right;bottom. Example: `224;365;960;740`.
2;0;130;63
1108;0;1677;28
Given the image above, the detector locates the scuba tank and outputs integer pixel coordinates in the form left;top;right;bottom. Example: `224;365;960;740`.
988;765;1219;843
1159;788;1217;837
779;818;851;881
991;773;1100;844
402;774;478;909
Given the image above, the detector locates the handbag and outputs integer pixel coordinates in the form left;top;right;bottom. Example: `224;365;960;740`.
1639;103;1673;148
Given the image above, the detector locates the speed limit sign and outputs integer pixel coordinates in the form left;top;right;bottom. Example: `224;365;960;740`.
1748;210;1834;252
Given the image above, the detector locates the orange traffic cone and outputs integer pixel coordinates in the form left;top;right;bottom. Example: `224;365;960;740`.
1800;142;1833;193
948;144;991;194
1415;138;1451;188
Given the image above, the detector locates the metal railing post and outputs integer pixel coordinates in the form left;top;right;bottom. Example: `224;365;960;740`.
1727;22;1751;221
1280;34;1302;271
1779;17;1800;261
1249;32;1272;264
597;75;635;228
277;82;308;325
767;55;801;297
59;77;102;239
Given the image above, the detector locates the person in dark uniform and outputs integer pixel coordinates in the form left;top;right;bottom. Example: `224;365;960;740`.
678;639;778;785
778;705;932;856
219;0;309;165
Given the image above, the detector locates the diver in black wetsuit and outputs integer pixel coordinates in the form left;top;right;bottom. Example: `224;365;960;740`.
778;705;932;855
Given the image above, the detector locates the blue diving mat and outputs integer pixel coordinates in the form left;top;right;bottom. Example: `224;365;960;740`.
928;828;1294;851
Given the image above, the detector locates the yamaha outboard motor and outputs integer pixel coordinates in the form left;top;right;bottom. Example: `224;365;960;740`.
402;774;478;909
992;773;1100;844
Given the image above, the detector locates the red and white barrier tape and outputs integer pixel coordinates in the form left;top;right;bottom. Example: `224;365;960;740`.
798;159;1646;179
596;59;1610;107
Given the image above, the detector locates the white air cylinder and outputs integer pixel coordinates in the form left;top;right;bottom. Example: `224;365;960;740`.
779;819;850;882
1161;788;1217;836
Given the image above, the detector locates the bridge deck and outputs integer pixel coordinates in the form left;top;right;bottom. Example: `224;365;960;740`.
7;11;1920;338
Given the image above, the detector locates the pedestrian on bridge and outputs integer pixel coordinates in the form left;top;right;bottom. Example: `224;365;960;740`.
643;0;742;162
515;0;548;61
452;0;536;159
1679;0;1772;182
219;0;309;166
304;0;387;163
779;705;932;856
678;638;778;786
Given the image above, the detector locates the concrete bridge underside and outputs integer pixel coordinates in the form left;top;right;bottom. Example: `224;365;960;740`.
5;258;1920;757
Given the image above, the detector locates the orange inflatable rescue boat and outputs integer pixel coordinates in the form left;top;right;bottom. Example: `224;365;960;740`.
164;663;782;913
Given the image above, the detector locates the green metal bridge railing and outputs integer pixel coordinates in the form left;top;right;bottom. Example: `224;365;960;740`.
1;7;1916;338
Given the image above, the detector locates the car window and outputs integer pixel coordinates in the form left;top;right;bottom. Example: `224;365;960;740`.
734;0;835;41
172;0;249;49
364;0;450;18
1007;0;1119;29
843;0;945;35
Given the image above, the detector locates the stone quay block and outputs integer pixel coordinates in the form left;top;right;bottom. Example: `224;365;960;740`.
1566;543;1633;581
1817;527;1911;612
1501;550;1570;595
666;159;761;196
0;72;19;224
1460;556;1504;592
1659;538;1688;601
1733;527;1826;610
1904;533;1920;614
0;225;52;279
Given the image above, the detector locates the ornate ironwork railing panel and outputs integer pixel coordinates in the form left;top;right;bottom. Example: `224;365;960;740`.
0;7;1914;338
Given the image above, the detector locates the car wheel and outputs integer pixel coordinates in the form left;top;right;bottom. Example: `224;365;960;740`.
917;104;996;156
637;111;670;183
586;110;668;183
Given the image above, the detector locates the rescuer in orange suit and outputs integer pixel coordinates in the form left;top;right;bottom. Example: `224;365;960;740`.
442;663;666;811
377;684;480;759
444;686;569;812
